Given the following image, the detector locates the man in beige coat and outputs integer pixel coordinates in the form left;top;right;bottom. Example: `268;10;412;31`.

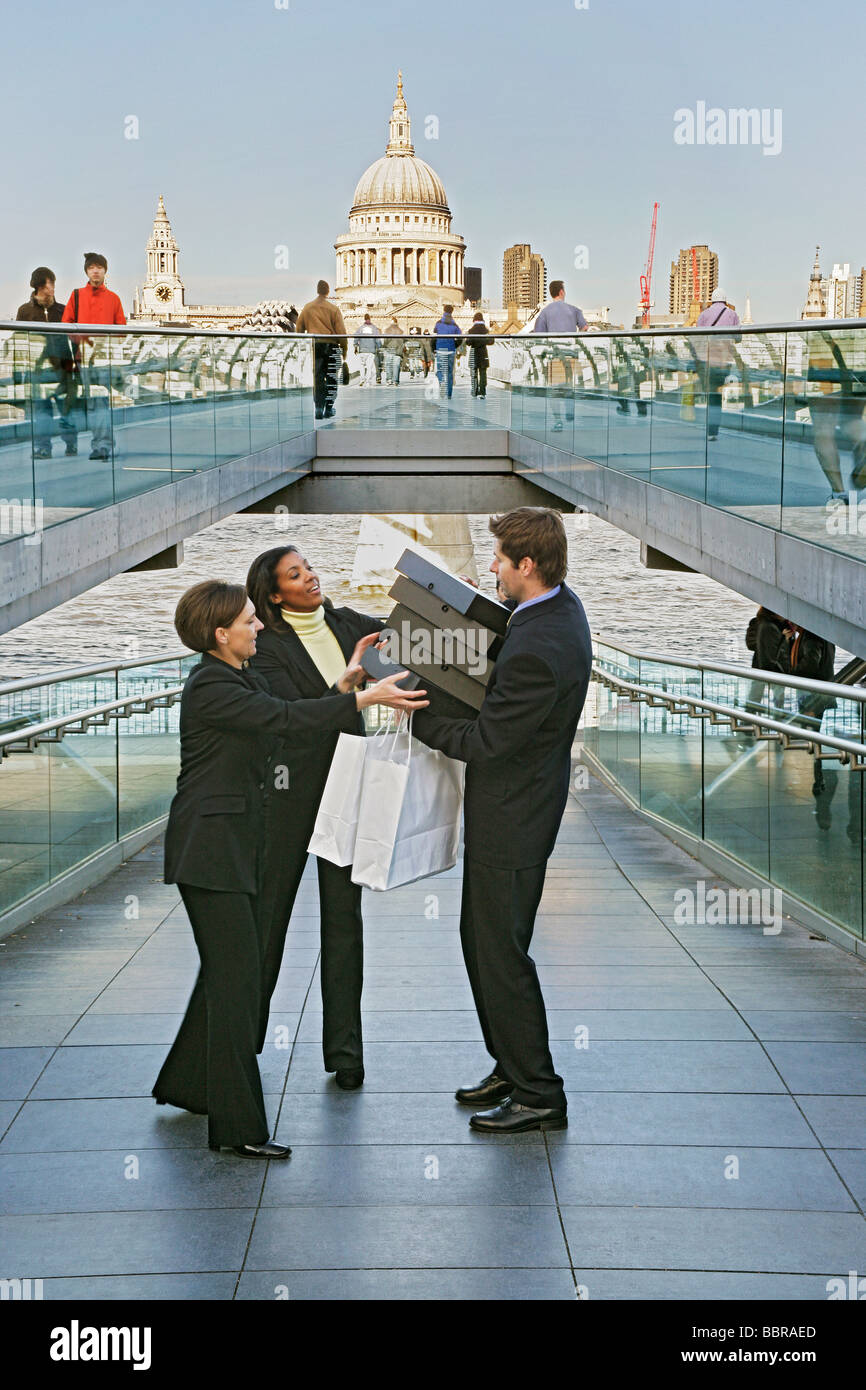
296;280;349;419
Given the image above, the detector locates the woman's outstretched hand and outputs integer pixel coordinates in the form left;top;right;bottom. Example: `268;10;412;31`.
337;631;382;692
356;672;428;715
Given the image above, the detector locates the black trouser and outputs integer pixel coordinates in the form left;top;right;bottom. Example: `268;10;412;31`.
258;842;364;1071
153;884;269;1149
459;855;564;1110
313;342;341;413
706;365;729;438
470;362;487;397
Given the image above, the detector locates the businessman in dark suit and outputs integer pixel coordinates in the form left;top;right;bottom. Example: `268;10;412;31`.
411;507;592;1133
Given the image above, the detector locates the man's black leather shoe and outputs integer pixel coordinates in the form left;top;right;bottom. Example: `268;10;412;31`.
455;1072;512;1107
469;1099;567;1134
335;1067;364;1090
210;1140;292;1159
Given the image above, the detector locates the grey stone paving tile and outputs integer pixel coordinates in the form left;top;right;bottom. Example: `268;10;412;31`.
271;1093;542;1148
720;987;866;1014
742;1012;866;1043
0;1047;54;1099
827;1151;866;1207
85;987;309;1013
0;1148;267;1214
560;1206;866;1273
550;1041;785;1093
795;1097;866;1148
0;1099;21;1136
29;1043;291;1100
537;986;730;1010
38;1273;237;1299
0;1209;255;1277
0;990;98;1016
0;1096;277;1153
65;1012;300;1046
537;966;708;987
245;1205;570;1271
0;1015;79;1046
236;1268;575;1299
260;1143;555;1207
546;1010;751;1041
570;1269;842;1299
763;1044;866;1096
296;1009;483;1043
549;1144;852;1210
547;1092;818;1147
282;1041;487;1093
295;1008;751;1044
356;986;477;1010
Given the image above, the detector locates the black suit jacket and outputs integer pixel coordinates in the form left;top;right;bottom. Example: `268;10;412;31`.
249;603;385;828
411;585;592;869
163;652;361;893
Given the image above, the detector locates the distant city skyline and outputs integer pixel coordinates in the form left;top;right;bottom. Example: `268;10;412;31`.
3;0;865;326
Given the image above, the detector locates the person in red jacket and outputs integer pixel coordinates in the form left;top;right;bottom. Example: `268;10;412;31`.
61;252;125;460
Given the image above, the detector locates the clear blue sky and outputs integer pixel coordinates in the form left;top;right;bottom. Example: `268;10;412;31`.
3;0;862;324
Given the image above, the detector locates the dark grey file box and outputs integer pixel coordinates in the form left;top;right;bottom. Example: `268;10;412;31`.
385;604;487;708
386;581;494;687
395;549;510;636
360;645;421;689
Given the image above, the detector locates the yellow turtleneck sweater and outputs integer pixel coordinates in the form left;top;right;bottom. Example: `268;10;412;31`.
280;605;346;687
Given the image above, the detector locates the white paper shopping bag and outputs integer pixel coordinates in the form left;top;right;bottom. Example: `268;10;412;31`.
351;716;465;892
307;732;368;866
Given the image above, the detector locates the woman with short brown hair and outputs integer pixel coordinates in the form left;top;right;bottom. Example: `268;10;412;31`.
153;580;425;1158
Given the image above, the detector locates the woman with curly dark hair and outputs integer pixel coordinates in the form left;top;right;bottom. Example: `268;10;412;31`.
246;545;387;1092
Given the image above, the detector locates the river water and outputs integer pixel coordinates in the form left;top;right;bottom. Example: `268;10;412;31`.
0;512;763;680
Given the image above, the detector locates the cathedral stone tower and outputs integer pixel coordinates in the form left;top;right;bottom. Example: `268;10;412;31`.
133;196;186;318
801;246;827;320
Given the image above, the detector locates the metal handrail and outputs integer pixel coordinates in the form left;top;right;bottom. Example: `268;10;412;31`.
0;687;184;756
592;637;866;705
3;319;866;340
0;651;190;697
593;666;866;768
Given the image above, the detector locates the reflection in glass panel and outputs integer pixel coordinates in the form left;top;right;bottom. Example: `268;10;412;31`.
247;337;281;455
638;659;702;836
769;743;862;934
48;732;117;880
169;336;215;475
0;331;36;535
571;337;610;467
705;330;785;524
0;747;50;914
111;333;172;500
650;333;707;501
608;335;651;478
213;335;251;464
119;699;181;839
783;328;866;562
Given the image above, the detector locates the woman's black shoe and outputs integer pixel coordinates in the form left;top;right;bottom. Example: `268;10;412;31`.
210;1139;292;1159
335;1067;364;1090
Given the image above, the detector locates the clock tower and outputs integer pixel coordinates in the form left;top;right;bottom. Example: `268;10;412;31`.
132;194;187;320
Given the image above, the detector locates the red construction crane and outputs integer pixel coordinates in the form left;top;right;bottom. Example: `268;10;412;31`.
639;202;659;327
